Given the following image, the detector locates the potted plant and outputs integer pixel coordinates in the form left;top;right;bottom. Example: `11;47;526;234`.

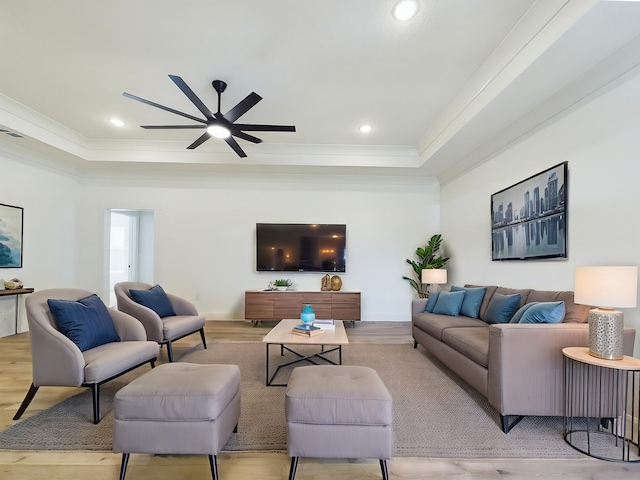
402;234;450;298
272;279;293;291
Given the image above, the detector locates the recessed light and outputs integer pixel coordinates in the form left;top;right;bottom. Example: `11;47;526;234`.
393;0;419;21
109;118;125;127
359;125;372;134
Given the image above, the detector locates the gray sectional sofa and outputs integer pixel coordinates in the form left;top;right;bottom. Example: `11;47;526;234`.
411;285;637;433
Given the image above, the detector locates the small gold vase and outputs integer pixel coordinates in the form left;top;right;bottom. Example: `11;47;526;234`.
331;275;342;291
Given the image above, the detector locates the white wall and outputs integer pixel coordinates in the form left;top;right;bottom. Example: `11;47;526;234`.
1;147;440;328
441;73;640;354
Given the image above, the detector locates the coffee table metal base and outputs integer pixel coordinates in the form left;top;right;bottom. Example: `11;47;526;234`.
265;343;342;386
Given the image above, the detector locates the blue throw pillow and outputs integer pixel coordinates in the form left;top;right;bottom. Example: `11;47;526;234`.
432;290;466;317
48;294;120;352
129;285;176;318
519;301;565;324
509;302;536;323
450;286;486;318
484;292;521;324
423;291;440;313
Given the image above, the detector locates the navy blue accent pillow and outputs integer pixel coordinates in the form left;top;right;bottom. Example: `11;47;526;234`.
450;286;486;318
518;301;565;324
432;290;466;317
129;285;176;318
484;293;522;324
48;294;120;352
423;291;440;313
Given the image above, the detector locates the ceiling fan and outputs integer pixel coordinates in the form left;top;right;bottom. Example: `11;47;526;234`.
123;75;296;158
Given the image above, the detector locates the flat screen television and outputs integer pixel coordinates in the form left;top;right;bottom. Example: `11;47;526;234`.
491;161;567;261
256;223;346;272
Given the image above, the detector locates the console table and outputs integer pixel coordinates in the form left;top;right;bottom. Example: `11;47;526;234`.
0;288;35;335
245;290;361;324
563;346;640;462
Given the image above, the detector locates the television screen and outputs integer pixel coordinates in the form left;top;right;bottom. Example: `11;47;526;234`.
256;223;346;272
491;161;567;261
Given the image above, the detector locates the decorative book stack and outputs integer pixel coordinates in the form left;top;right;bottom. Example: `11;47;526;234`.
313;319;336;331
291;323;323;337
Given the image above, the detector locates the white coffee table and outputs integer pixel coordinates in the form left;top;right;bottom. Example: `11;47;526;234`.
262;319;349;386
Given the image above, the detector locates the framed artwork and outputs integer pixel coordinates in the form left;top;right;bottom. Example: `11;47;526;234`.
491;162;567;261
0;203;24;268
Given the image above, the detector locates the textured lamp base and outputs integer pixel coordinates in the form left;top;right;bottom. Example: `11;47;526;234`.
588;309;624;360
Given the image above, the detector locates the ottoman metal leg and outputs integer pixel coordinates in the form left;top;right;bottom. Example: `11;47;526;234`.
119;453;130;480
288;457;299;480
380;459;389;480
209;455;218;480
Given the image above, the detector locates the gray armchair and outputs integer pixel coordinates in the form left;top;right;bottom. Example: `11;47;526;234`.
114;282;207;362
14;288;159;424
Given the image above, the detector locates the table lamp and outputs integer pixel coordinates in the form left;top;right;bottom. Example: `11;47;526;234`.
574;266;638;360
421;269;447;294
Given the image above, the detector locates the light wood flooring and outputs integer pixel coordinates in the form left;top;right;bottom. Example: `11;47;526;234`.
1;320;639;479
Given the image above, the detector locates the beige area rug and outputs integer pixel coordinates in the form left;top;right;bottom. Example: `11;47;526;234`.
0;342;583;458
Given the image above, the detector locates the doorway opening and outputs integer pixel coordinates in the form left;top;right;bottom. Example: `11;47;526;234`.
108;210;154;307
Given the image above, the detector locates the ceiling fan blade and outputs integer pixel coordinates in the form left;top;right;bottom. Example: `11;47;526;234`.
169;75;216;120
141;125;206;129
187;131;211;150
234;124;296;132
232;131;262;144
123;92;205;124
225;136;247;157
224;92;262;122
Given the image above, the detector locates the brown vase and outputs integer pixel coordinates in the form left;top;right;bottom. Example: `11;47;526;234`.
331;275;342;291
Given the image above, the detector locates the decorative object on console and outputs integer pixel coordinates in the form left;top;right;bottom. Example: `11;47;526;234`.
300;304;316;325
0;203;23;268
491;162;567;261
330;275;342;291
4;277;24;290
403;234;450;298
574;266;638;360
272;279;292;291
321;274;331;291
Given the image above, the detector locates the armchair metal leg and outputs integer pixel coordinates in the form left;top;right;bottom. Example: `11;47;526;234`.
380;459;389;480
166;341;174;362
288;457;299;480
200;327;208;349
119;453;130;480
13;383;39;420
208;454;218;480
91;383;100;424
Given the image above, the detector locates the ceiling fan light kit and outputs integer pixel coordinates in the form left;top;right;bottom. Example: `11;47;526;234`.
123;75;296;157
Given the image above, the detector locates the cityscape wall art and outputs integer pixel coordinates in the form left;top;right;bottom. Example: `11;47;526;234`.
491;162;567;261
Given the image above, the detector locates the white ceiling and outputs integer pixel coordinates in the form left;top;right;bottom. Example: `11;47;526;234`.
1;0;640;182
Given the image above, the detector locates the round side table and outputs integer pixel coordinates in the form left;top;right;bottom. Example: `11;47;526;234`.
563;346;640;462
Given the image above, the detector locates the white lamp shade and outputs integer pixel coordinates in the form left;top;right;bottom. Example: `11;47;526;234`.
422;269;447;285
574;266;638;308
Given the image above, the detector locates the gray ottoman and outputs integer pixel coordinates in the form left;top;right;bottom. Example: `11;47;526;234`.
285;365;393;480
113;362;241;480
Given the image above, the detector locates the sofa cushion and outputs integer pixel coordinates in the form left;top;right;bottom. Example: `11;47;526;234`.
412;312;487;341
464;285;498;321
518;301;565;324
423;291;440;313
494;287;530;308
432;290;466;316
129;285;176;318
48;294;120;352
451;286;486;319
526;290;589;323
484;292;521;324
442;327;490;367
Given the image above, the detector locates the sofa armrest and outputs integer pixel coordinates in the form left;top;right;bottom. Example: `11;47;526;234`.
487;323;636;417
412;299;429;315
